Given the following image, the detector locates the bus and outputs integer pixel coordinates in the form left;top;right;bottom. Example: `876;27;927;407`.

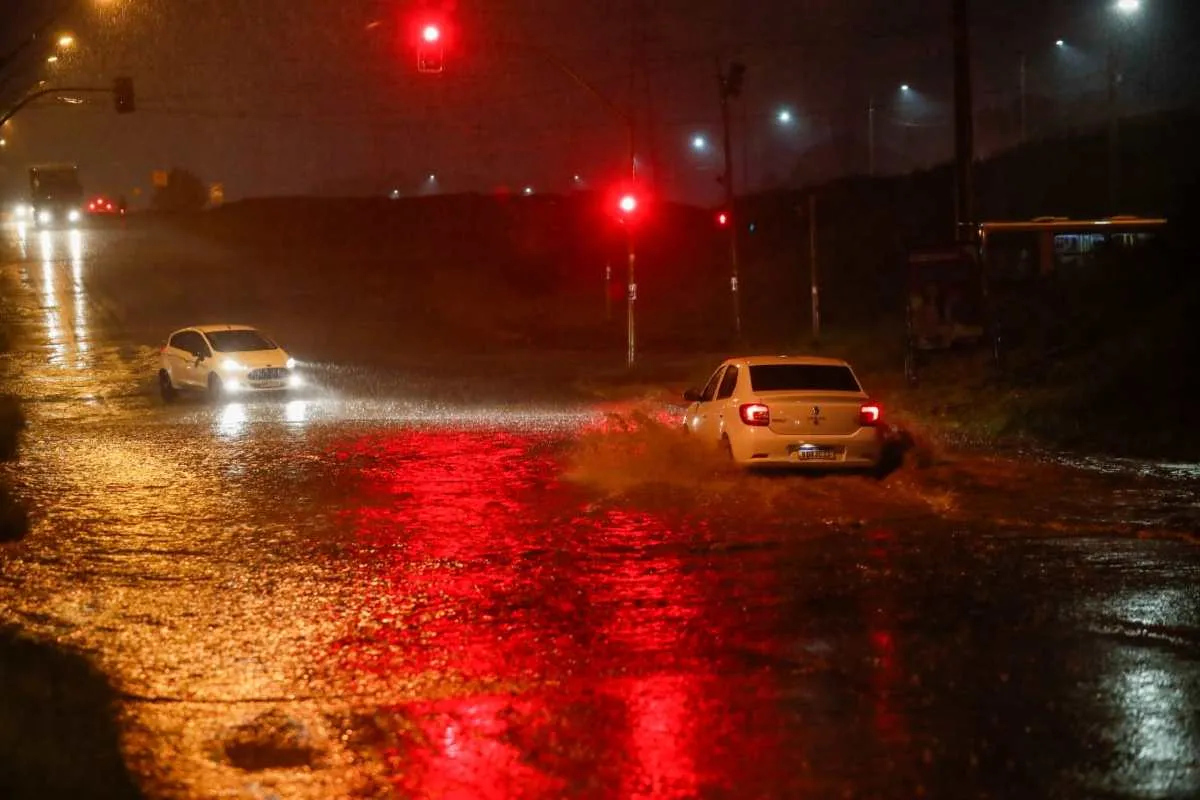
904;216;1168;386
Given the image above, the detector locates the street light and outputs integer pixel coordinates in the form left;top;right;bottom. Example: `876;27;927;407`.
57;34;75;48
1116;0;1140;13
776;108;793;125
46;54;58;64
691;134;707;151
1055;39;1065;47
900;83;911;92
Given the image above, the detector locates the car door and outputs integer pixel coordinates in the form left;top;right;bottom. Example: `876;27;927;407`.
689;366;727;442
711;364;740;435
190;332;215;387
165;331;200;387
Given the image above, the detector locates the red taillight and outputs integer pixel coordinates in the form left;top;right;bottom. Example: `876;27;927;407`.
739;403;770;427
106;203;113;210
859;402;883;426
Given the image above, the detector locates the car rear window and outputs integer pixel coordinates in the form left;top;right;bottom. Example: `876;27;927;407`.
206;330;276;352
748;364;861;392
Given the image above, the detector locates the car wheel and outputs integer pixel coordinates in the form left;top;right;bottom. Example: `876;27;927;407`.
159;370;177;403
207;373;225;403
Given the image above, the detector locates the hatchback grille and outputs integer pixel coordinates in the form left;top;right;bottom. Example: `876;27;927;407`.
248;367;288;381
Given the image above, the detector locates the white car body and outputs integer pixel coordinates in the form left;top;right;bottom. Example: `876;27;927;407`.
682;355;884;469
158;324;301;400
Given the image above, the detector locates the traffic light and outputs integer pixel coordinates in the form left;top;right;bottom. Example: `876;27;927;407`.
417;22;444;73
616;192;643;226
716;210;729;227
407;9;453;74
113;76;135;114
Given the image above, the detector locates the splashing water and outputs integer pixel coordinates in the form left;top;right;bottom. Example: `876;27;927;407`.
561;407;959;524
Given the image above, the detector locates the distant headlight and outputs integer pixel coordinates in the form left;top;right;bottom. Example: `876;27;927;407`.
221;358;245;371
37;210;52;224
67;210;81;223
288;374;303;388
286;357;296;369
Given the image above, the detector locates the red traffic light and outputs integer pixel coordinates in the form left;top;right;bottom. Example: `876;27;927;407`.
406;12;452;73
618;194;638;214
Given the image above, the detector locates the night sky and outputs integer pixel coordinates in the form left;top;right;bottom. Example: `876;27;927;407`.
1;0;1195;206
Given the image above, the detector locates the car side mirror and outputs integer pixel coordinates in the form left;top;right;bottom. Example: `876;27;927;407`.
683;388;702;403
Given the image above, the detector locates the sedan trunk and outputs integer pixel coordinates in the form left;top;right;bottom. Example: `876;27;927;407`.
759;393;866;436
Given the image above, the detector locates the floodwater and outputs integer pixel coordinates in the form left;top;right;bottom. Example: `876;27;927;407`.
2;223;1198;799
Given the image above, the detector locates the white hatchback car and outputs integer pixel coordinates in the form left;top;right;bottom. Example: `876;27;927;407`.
158;324;301;401
682;355;884;469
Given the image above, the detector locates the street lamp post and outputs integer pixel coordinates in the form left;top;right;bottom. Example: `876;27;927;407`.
1108;0;1140;213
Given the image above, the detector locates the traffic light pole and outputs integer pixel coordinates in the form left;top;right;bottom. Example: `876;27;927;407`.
720;90;741;339
716;60;745;341
1;79;133;127
626;225;636;369
1;85;101;127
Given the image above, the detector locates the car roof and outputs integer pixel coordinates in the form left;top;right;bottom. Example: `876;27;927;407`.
171;324;260;336
724;354;852;368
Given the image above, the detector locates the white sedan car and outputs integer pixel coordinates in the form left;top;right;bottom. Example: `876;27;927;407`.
682;355;884;469
158;324;302;401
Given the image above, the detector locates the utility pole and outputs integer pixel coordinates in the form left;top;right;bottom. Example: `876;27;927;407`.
951;0;974;242
808;193;820;343
867;96;876;176
717;59;746;339
1107;46;1120;214
1018;51;1027;144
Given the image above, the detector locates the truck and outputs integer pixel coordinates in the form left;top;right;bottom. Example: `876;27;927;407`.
28;163;85;228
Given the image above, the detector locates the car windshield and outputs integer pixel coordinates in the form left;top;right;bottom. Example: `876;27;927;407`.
748;364;861;392
205;330;276;352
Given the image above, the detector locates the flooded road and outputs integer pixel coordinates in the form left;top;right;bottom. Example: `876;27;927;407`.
2;223;1199;799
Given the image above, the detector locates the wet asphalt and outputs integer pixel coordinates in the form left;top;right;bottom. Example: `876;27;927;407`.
1;223;1199;799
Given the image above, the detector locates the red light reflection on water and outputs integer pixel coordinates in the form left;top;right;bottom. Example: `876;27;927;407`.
865;528;908;744
324;429;789;798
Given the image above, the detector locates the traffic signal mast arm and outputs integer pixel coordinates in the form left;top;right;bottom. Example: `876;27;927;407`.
0;77;133;127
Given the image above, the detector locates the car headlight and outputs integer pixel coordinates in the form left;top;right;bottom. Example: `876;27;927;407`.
288;374;303;388
68;210;81;223
286;357;296;369
221;358;245;371
38;210;52;224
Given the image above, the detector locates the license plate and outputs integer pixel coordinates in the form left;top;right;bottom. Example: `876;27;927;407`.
254;381;286;389
791;446;837;461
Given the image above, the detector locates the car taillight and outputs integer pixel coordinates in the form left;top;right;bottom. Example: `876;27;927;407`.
739;403;770;427
859;402;882;426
